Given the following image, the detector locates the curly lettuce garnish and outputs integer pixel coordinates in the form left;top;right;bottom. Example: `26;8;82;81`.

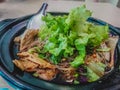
38;5;109;68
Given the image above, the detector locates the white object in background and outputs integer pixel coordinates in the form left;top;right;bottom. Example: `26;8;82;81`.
85;0;119;6
27;3;48;30
85;0;98;2
104;0;119;6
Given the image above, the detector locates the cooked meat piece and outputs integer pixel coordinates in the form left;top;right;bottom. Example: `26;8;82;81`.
57;66;76;82
106;36;119;67
13;59;25;71
14;36;21;43
85;52;104;65
36;69;57;81
99;42;110;62
27;40;45;50
58;61;70;68
20;29;39;51
17;52;56;69
13;52;58;81
13;59;39;72
23;60;39;72
57;61;76;82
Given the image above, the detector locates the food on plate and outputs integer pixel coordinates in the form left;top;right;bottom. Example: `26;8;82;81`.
13;5;118;84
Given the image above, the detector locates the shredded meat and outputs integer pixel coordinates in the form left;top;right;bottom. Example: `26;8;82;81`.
106;36;119;68
13;52;58;81
20;29;39;51
17;52;56;69
58;67;76;82
100;42;110;62
13;60;25;71
36;69;57;81
13;59;39;72
57;61;76;82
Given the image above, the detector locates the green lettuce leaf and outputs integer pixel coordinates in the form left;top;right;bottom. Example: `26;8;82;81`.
38;5;109;68
87;67;100;82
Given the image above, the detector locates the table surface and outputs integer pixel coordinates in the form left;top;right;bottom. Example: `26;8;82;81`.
0;0;120;89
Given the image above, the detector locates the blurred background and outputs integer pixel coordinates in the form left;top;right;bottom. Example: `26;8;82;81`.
0;0;119;6
0;0;120;7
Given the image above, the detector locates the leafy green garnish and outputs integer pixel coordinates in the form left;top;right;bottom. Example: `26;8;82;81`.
38;5;109;68
87;67;100;82
86;61;106;82
33;73;39;77
73;80;80;84
96;48;110;52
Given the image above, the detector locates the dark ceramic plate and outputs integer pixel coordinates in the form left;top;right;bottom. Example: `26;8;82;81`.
0;12;120;90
